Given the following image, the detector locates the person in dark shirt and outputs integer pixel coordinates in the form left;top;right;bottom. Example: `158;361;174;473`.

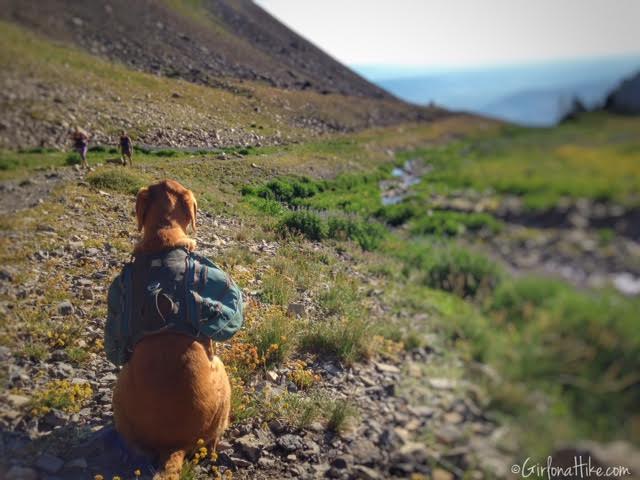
119;130;133;166
71;127;89;169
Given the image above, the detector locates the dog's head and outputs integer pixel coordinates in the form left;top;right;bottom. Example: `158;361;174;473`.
135;179;197;237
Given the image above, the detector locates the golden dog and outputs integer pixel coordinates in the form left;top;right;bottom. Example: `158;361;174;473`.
112;180;231;479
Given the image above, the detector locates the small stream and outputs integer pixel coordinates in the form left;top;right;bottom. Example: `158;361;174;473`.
380;159;429;206
379;159;640;296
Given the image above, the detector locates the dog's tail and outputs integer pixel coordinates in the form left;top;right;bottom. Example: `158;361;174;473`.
153;449;186;480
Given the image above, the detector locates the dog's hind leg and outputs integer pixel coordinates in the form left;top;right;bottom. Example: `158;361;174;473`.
153;449;186;480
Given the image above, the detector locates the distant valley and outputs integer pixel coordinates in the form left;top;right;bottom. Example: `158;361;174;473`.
355;55;640;125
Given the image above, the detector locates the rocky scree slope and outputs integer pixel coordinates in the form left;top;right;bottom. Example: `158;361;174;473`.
0;0;389;99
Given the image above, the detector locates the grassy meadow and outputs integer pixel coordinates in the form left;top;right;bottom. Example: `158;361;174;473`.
1;110;639;472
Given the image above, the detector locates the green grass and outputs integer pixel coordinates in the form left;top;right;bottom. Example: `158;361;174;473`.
409;210;502;236
393;240;502;298
317;272;360;317
86;168;150;195
246;307;296;366
403;113;640;209
300;315;371;365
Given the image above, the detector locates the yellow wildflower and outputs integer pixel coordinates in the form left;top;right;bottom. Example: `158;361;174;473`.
134;470;141;477
94;476;104;480
196;438;205;446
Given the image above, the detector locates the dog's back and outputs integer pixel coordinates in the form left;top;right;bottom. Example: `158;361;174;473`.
113;334;230;477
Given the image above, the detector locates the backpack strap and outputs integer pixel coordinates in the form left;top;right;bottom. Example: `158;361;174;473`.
120;262;134;356
184;252;199;332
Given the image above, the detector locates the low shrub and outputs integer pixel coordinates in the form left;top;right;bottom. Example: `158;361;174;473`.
277;211;327;241
410;211;502;237
487;276;567;323
375;203;419;226
246;307;296;366
86;169;146;194
65;152;81;165
134;145;151;154
317;273;360;317
244;196;285;216
254;177;321;204
327;216;386;251
154;149;179;157
399;243;501;298
300;315;370;364
29;379;93;416
326;398;358;433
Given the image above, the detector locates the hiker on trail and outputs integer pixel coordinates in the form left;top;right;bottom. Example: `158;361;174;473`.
119;130;133;166
71;127;90;169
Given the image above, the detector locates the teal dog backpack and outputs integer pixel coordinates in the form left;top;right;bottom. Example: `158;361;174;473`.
105;248;243;366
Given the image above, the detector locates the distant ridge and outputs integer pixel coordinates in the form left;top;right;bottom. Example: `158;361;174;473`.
605;71;640;114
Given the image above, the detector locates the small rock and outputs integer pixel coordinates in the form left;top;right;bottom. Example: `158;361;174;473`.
42;409;68;428
429;378;457;389
433;468;455;480
277;434;303;453
7;394;30;408
235;434;261;462
360;375;376;387
257;457;275;468
268;419;286;434
266;370;278;382
374;362;400;374
352;465;382;480
5;466;38;480
308;421;324;432
57;300;74;316
378;428;402;448
229;456;251;468
444;411;464;424
331;455;352;469
287;302;306;317
35;453;64;473
409;405;435;417
436;425;464;445
398;441;430;461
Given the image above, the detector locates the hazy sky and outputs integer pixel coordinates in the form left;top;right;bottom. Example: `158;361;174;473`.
255;0;640;68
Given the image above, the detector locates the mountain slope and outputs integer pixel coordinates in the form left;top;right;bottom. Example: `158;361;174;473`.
0;1;447;149
0;0;387;99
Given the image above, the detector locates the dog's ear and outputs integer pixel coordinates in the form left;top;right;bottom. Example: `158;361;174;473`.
135;187;150;232
181;190;197;232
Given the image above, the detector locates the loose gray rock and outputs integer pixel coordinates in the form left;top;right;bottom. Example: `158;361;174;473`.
286;302;305;317
276;434;303;453
56;300;74;316
234;434;262;462
352;465;382;480
374;362;400;374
